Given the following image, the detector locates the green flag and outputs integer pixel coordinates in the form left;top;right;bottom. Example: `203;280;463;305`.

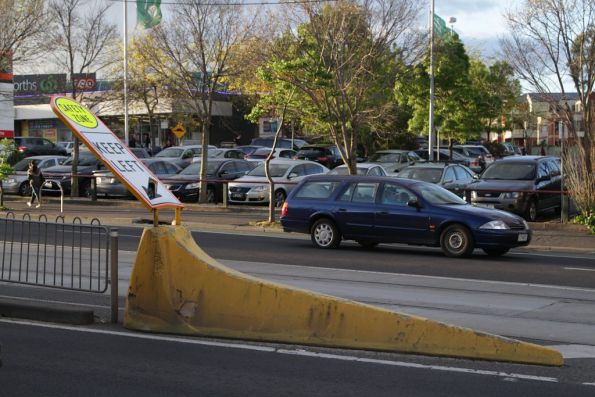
137;0;162;30
433;14;449;37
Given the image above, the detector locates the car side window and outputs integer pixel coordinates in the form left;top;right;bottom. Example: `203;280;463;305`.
163;163;179;174
537;161;550;179
341;182;378;203
547;159;560;176
149;162;166;174
443;167;456;182
454;166;473;180
290;165;307;177
303;163;322;175
294;181;341;199
381;184;413;206
221;163;236;174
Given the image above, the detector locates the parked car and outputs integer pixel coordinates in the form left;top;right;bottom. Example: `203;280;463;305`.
499;142;522;157
294;144;343;169
396;162;475;198
467;156;562;221
280;175;531;257
153;145;203;168
414;148;470;166
228;159;329;207
236;145;264;158
42;151;105;196
130;147;151;159
57;141;75;155
208;148;245;159
250;137;308;150
94;159;182;198
165;159;256;203
245;147;297;162
368;150;423;174
327;163;388;176
452;145;494;172
9;137;68;163
3;155;68;195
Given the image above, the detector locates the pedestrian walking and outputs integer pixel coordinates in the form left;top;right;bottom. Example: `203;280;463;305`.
27;161;43;208
540;146;546;156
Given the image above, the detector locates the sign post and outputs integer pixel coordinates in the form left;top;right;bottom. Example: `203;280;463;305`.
50;95;183;224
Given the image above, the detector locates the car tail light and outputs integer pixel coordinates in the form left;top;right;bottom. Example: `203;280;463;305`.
293;155;298;160
281;202;288;217
18;146;26;152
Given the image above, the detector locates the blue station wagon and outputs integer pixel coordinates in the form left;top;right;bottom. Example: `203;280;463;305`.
280;175;532;258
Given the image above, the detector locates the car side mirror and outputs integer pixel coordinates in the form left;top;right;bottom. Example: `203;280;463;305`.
443;179;453;184
288;172;298;179
219;170;228;177
473;174;480;180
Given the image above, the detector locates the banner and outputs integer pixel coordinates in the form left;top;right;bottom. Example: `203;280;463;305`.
136;0;162;30
433;14;450;37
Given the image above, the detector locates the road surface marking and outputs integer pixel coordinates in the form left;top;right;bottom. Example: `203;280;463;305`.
0;318;561;384
547;344;595;359
564;267;595;272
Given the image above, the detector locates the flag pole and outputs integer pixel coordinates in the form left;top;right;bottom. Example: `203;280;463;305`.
123;0;130;146
428;0;435;161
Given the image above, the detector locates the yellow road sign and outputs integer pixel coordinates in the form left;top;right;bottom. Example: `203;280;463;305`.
172;123;186;138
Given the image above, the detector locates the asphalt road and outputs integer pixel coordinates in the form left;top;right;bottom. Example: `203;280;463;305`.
1;320;594;397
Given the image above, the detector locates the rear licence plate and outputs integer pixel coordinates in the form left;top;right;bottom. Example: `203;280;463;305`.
518;233;528;242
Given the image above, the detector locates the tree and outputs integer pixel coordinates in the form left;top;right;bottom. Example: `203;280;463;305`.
140;1;256;203
395;33;481;154
255;0;424;174
48;0;119;197
501;0;595;216
0;139;15;209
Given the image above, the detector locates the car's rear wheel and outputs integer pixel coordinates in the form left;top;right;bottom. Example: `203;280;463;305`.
206;187;215;203
311;218;341;249
274;189;287;208
524;199;538;222
440;224;474;258
482;248;510;257
18;182;31;196
357;240;379;249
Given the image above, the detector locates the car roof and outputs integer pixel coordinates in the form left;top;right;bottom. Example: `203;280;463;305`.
299;144;335;148
23;155;67;160
302;174;421;186
374;149;411;153
335;163;380;169
401;162;450;169
494;155;556;162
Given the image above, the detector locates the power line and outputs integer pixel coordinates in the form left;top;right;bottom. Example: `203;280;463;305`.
108;0;335;6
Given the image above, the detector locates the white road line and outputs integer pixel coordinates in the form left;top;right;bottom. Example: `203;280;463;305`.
564;267;595;272
0;317;560;384
547;344;595;359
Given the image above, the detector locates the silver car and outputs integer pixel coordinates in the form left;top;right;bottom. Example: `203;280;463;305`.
228;159;329;207
4;155;68;195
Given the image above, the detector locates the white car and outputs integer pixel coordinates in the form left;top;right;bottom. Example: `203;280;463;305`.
327;163;388;176
228;159;329;206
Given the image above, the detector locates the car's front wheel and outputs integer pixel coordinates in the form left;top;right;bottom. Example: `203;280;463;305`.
311;218;341;249
524;199;538;222
440;224;474;258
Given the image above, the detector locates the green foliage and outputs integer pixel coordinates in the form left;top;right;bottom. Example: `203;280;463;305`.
573;213;595;234
0;139;15;180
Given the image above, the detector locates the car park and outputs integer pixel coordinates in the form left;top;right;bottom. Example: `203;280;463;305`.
327;163;388;176
467;155;562;222
294;144;343;169
236;145;264;158
153;145;206;168
94;159;182;198
228;159;329;207
280;175;531;257
3;155;68;195
396;162;475;198
245;147;297;162
165;159;256;203
42;151;105;197
414;148;470;166
368;150;423;174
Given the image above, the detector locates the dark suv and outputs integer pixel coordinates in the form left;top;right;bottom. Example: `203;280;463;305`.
467;156;562;221
294;144;343;169
9;137;68;164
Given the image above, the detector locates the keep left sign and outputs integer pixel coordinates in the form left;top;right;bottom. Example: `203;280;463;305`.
51;95;183;209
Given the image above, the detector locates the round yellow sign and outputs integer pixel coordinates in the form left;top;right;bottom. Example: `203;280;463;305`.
55;97;98;129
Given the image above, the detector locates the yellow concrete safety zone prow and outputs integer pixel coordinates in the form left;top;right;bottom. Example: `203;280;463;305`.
124;226;563;366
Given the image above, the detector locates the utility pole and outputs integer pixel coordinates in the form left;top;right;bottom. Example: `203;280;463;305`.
428;0;435;161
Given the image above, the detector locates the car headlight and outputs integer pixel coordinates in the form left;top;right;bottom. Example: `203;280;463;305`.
6;178;15;184
479;220;510;230
186;182;200;189
522;219;529;229
470;191;477;199
251;185;269;192
502;192;521;199
96;177;102;184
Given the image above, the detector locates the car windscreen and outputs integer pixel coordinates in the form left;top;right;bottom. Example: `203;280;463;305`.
14;158;40;171
328;167;367;175
398;168;442;183
248;164;291;177
155;148;183;158
481;163;536;180
411;183;466;205
369;152;400;162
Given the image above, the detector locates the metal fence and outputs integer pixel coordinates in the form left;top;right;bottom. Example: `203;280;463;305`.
0;212;110;293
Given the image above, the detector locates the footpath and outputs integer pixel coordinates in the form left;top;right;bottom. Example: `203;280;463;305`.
1;195;594;253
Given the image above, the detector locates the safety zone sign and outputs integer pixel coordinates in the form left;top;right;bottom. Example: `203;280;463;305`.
50;95;183;209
